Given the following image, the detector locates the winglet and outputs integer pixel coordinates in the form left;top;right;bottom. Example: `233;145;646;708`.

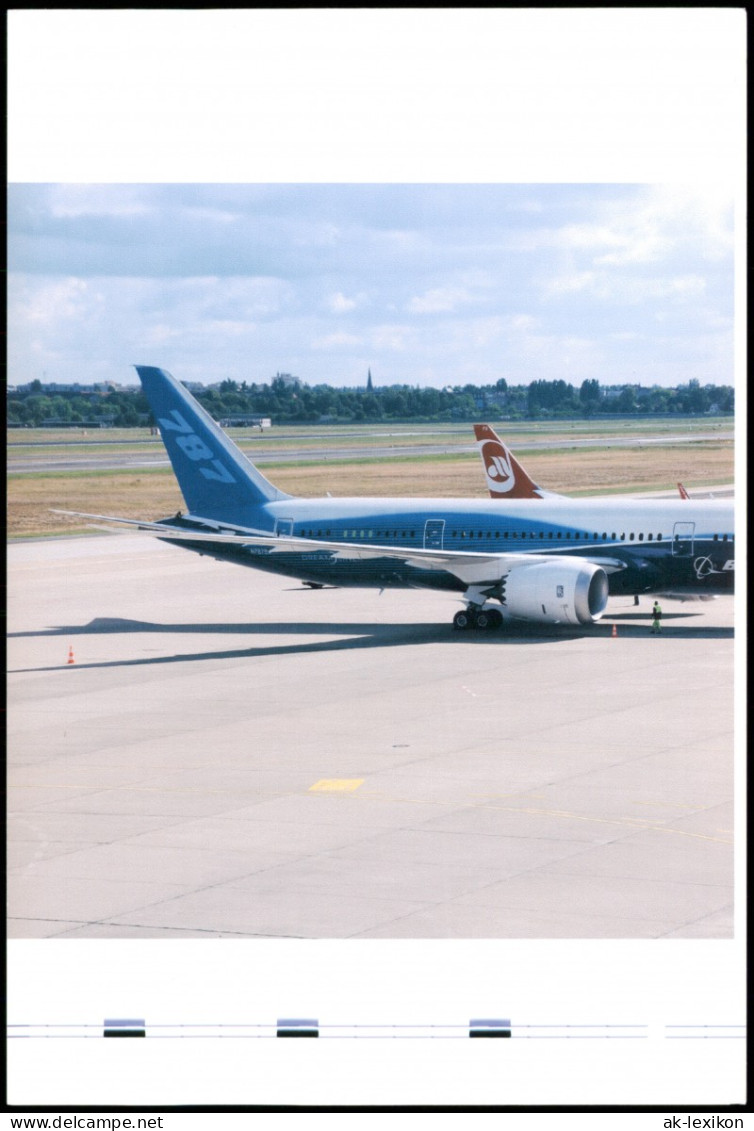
677;482;691;500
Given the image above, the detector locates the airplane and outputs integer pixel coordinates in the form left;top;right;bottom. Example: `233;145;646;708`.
476;423;697;504
58;366;735;632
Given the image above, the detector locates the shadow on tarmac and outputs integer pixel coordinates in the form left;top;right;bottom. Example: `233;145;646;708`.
9;610;734;673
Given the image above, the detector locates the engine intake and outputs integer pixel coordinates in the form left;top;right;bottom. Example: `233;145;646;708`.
502;559;609;625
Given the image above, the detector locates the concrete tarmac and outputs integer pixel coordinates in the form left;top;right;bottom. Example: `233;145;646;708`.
8;534;735;939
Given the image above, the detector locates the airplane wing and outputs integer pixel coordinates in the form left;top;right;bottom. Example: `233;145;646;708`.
53;509;628;585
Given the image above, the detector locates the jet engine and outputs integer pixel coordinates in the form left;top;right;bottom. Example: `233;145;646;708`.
502;559;609;625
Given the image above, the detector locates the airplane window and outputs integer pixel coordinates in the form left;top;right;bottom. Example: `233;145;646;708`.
620;533;625;541
647;533;652;541
723;534;728;542
629;533;635;541
556;532;562;539
638;533;643;541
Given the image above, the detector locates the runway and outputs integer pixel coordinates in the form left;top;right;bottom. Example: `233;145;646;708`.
7;428;735;474
8;533;735;940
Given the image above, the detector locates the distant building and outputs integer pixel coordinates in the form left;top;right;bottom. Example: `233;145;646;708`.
217;414;271;430
366;368;374;392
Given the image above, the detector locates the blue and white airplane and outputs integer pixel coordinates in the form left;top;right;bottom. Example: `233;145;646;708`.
61;366;735;631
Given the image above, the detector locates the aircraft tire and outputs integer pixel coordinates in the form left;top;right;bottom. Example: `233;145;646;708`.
453;609;474;630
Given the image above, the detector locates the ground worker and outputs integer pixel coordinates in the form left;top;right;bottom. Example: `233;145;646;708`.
651;600;663;634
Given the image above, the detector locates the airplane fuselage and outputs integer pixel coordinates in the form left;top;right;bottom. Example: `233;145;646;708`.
171;494;734;598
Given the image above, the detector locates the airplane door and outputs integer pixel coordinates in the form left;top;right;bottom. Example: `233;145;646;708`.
276;518;294;536
672;521;695;556
424;519;445;549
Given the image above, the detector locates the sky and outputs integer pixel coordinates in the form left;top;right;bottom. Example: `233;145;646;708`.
7;181;735;391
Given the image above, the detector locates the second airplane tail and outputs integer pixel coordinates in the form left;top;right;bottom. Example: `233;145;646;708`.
136;366;291;525
473;424;557;499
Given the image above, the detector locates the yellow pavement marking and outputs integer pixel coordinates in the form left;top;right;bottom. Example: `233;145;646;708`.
309;779;364;792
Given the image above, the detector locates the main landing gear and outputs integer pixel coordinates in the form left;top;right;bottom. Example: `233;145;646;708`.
453;606;504;632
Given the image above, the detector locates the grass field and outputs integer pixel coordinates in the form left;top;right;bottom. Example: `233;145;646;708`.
7;418;734;538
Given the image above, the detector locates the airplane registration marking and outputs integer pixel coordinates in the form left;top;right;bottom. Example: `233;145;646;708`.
158;409;236;484
309;779;365;792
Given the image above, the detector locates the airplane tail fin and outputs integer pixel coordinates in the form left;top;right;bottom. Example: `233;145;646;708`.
136;366;291;524
473;424;556;499
677;482;691;499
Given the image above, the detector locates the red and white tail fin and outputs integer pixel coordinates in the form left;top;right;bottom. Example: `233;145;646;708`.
473;424;558;499
677;482;691;499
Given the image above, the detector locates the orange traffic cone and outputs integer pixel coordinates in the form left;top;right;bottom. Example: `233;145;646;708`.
67;645;75;664
611;623;617;638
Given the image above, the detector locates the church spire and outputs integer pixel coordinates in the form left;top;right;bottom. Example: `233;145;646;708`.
366;368;373;393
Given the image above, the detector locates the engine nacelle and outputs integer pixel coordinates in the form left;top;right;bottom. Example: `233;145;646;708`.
502;559;609;625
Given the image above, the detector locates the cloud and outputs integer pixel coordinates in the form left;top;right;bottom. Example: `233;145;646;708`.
407;286;475;314
327;292;359;314
311;331;362;349
6;183;736;388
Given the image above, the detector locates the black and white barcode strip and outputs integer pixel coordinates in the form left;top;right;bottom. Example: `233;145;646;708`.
8;1018;667;1040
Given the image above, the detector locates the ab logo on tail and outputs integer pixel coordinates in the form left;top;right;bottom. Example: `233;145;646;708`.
480;442;516;493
